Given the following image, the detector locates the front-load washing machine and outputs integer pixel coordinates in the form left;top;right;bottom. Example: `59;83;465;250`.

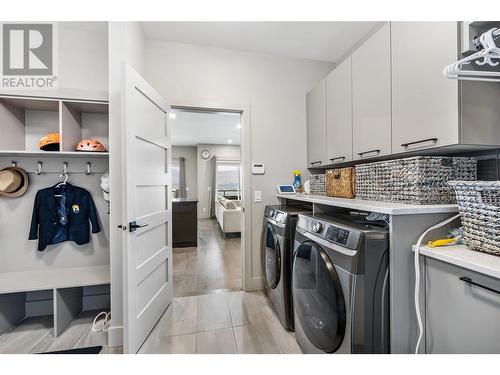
292;213;390;354
261;205;311;330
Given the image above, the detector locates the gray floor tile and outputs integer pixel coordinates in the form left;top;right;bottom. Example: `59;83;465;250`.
196;327;237;354
138;333;196;354
197;293;232;332
151;296;198;338
233;323;281;354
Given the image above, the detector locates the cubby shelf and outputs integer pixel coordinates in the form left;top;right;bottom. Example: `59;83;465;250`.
0;150;109;158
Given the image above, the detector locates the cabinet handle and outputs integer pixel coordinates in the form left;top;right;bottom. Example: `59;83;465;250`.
459;276;500;295
401;138;438;148
310;161;322;165
357;149;380;157
329;156;346;162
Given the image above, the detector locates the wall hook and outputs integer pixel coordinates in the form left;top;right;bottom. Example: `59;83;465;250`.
36;161;43;175
63;162;68;175
86;162;91;175
11;161;17;168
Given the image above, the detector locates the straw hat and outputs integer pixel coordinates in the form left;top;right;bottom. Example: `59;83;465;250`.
0;167;29;198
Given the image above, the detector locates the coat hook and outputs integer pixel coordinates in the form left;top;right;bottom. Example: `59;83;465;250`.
11;161;17;168
36;161;43;175
63;162;68;175
86;162;91;175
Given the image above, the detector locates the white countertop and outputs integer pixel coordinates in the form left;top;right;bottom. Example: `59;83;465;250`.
416;244;500;279
277;193;459;215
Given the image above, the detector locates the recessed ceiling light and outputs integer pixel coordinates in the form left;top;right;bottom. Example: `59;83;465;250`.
227;139;233;144
236;124;241;129
169;112;176;119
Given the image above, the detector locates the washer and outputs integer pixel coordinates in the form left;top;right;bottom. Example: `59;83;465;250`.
292;213;390;354
261;205;311;330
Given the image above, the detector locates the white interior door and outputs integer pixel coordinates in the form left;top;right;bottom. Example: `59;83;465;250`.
121;63;172;354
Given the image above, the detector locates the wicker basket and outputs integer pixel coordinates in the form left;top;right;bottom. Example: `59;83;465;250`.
326;168;355;198
309;173;326;195
355;156;477;204
449;181;500;256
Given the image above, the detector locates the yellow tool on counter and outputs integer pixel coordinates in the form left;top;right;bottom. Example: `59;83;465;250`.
428;238;459;247
427;227;463;248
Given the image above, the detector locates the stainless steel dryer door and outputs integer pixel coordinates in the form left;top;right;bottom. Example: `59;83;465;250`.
262;222;281;289
293;240;347;353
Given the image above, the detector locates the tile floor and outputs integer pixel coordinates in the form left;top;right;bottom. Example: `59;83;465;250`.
138;291;302;354
173;219;242;297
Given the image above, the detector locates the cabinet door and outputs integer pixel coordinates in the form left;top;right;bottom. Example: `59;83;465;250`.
352;23;392;160
326;57;352;164
307;79;327;167
392;22;459;153
425;258;500;354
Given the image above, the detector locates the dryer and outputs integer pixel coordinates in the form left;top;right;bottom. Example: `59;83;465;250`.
261;205;311;330
292;213;390;354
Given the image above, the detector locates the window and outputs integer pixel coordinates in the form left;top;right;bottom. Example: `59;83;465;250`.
216;161;241;200
171;159;180;192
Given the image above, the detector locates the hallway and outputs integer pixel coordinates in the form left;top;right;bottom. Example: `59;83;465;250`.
173;219;242;297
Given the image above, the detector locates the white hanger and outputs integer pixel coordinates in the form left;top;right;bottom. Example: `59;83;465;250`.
54;172;69;197
444;28;500;82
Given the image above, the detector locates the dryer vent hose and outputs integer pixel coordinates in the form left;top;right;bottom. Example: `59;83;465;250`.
413;213;461;354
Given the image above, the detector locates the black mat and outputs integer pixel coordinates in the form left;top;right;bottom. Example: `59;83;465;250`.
39;346;103;354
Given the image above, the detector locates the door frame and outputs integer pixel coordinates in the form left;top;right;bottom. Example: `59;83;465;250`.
170;99;252;291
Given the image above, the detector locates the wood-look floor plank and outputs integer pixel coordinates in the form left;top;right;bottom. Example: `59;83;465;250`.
138;333;196;354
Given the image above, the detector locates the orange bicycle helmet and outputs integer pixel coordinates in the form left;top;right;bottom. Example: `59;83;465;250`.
38;133;60;151
76;138;106;152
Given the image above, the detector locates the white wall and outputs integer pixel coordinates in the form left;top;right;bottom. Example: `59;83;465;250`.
144;40;334;286
196;144;241;218
0;22;108;100
172;146;198;200
108;22;145;347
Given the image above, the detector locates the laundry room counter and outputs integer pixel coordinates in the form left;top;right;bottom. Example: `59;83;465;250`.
277;193;459;354
416;244;500;279
277;193;458;215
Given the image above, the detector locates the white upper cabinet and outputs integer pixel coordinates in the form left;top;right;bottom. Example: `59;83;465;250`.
307;78;327;167
326;57;353;163
352;23;392;160
391;22;459;153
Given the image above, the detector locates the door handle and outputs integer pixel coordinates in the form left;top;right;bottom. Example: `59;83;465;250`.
401;138;438;148
459;276;500;295
310;161;322;165
329;156;346;162
129;221;149;232
357;149;380;157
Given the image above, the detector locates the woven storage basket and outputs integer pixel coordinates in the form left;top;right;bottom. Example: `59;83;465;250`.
326;168;355;198
309;173;326;195
355;156;477;204
449;181;500;256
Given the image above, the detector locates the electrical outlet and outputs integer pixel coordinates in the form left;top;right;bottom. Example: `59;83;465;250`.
254;190;262;203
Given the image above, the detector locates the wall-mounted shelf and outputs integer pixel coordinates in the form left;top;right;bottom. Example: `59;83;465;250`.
0;95;109;154
0;150;109;158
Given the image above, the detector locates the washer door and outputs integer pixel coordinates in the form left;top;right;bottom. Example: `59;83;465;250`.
293;241;346;353
262;222;281;289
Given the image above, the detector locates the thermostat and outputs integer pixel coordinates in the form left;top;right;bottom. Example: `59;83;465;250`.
252;162;265;175
277;185;296;194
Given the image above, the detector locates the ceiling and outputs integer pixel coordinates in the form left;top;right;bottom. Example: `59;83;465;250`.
171;109;241;146
141;22;380;62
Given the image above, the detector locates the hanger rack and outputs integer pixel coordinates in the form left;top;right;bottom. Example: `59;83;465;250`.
8;160;105;176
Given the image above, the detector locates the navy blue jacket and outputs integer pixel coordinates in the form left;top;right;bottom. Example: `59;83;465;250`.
29;183;101;251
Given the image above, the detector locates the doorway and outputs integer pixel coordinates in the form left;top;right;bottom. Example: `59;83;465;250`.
169;106;247;297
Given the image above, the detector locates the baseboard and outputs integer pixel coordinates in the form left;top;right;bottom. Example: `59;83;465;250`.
247;277;264;292
107;325;123;347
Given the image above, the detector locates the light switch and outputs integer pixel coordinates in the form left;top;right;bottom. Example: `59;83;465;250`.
254;190;262;203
